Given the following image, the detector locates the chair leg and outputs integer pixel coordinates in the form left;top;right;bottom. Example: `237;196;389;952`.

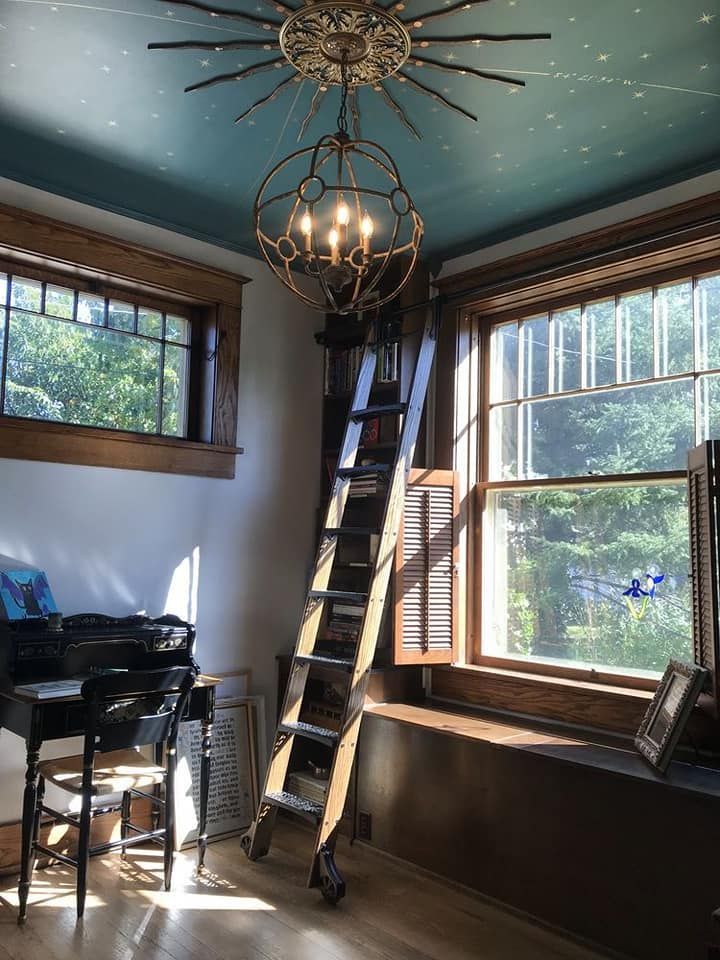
163;756;176;892
120;791;131;861
18;776;45;924
76;789;92;920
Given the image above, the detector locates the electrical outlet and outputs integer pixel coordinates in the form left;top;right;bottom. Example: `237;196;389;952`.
357;810;372;841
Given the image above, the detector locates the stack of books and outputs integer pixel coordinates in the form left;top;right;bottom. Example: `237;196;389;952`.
287;770;328;806
326;600;364;643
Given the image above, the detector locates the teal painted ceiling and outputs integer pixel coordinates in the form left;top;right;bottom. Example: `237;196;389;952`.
0;0;718;263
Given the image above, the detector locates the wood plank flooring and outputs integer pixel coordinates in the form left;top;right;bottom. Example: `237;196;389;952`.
0;821;612;960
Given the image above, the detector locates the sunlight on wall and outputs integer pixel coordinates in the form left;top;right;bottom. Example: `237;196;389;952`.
164;546;200;623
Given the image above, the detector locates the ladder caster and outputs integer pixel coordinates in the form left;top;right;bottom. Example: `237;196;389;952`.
318;844;346;906
240;830;254;859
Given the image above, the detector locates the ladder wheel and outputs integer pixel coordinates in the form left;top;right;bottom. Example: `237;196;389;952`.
240;832;253;859
320;874;346;906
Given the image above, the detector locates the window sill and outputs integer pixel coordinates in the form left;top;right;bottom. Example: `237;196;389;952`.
364;701;720;797
0;416;244;479
430;663;717;745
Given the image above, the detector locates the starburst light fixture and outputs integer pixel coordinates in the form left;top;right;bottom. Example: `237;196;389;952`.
149;0;551;138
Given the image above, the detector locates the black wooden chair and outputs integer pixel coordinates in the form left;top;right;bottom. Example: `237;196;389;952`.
18;666;196;923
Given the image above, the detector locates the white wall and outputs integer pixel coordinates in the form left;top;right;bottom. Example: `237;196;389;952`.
438;169;720;280
0;178;323;822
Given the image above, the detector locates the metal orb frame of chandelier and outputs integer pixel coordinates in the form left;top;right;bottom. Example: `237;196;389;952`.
254;70;423;314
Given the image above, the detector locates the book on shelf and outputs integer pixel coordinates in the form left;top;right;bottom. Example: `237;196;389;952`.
330;601;365;619
323;340;398;396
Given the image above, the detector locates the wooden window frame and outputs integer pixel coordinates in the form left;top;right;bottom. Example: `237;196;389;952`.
0;203;248;479
430;191;720;732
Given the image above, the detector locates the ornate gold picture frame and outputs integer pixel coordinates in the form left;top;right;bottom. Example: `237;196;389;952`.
634;659;708;774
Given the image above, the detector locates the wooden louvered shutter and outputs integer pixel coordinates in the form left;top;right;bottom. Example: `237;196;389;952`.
688;440;720;716
393;468;458;665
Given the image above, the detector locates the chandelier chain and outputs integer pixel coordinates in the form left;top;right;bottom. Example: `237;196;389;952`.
337;54;350;135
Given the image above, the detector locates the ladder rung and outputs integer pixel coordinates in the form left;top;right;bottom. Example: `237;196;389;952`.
279;721;340;746
324;526;379;538
350;403;406;421
308;590;367;603
264;791;323;822
296;654;354;671
337;464;390;479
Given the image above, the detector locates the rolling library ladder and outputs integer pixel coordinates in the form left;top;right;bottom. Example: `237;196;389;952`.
241;302;439;903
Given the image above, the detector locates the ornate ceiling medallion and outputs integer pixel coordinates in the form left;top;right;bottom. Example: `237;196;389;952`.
279;2;411;86
149;0;551;140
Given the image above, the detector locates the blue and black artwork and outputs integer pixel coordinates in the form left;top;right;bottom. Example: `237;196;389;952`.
0;569;58;620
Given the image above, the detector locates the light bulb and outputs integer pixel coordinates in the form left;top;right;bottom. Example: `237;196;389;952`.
300;210;312;236
360;212;374;239
336;199;350;226
328;227;339;248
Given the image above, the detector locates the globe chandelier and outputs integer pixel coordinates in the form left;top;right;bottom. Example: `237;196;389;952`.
254;56;423;313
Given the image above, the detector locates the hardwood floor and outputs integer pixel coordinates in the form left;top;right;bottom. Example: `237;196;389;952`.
0;821;611;960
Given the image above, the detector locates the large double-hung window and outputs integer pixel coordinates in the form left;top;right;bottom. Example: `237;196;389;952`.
480;271;720;680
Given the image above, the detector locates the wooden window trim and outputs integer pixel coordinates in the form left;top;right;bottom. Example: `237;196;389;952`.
431;191;720;734
0;203;247;479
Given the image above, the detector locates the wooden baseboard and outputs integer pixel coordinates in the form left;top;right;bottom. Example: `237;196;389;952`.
0;800;152;877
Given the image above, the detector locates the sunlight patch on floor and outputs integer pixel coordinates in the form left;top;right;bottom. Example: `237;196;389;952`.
0;885;105;910
134;890;275;911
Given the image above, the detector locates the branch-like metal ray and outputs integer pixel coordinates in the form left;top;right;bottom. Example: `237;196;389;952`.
350;87;362;139
378;81;421;140
149;40;281;52
409;55;524;88
161;0;284;32
411;32;552;46
186;58;288;93
395;0;491;24
297;85;327;140
235;74;299;123
394;70;477;122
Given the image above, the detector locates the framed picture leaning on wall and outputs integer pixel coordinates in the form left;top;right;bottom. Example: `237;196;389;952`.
634;659;708;774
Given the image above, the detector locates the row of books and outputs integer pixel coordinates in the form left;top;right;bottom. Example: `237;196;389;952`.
323;341;399;396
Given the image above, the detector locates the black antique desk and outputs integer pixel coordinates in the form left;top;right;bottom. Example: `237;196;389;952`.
0;675;218;904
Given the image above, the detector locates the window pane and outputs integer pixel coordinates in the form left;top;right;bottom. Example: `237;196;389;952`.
162;344;189;437
138;308;163;338
489;404;517;480
0;274;8;305
520;315;548;398
618;290;652;383
166;314;189;345
656;281;693;376
0;309;5;375
45;285;74;320
698;274;720;371
512;378;694;479
109;300;135;332
584;299;616;387
490;322;518;402
77;293;105;326
551;307;581;393
482;484;692;676
11;277;42;313
4;311;161;433
697;373;720;443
